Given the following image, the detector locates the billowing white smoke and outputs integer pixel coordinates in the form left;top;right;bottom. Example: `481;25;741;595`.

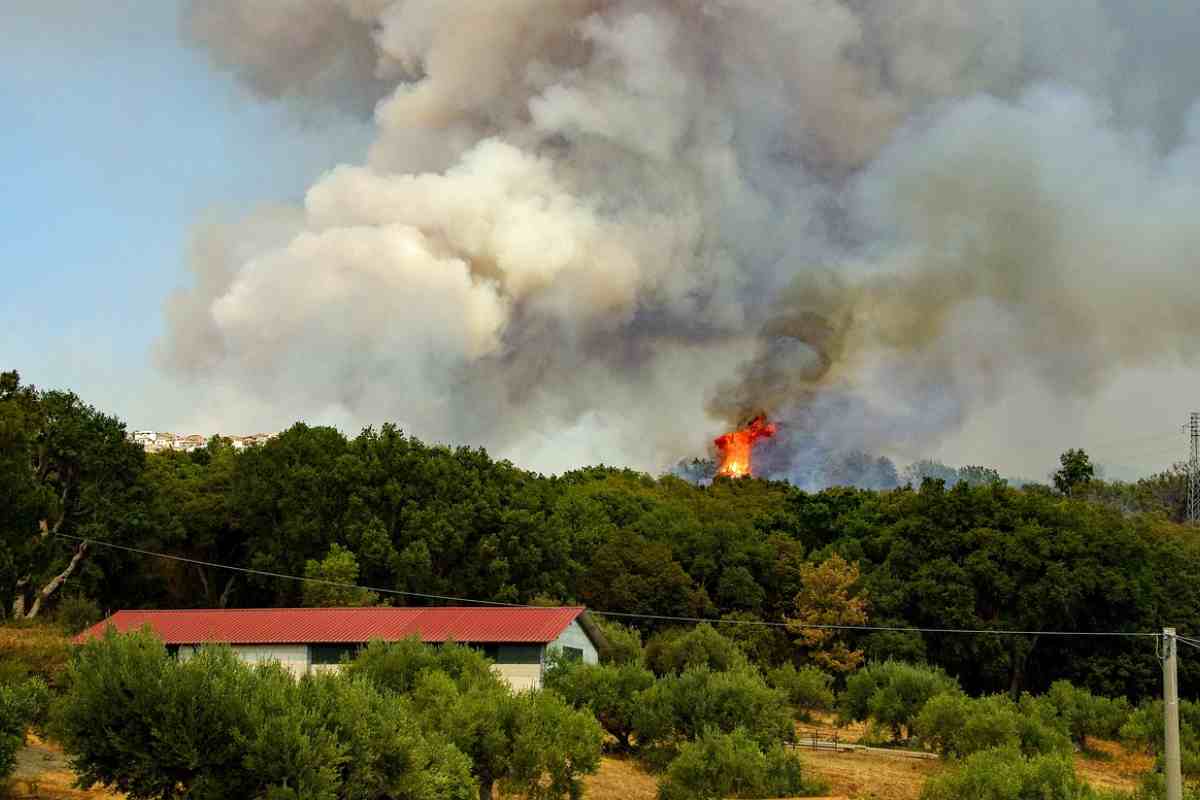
163;0;1200;478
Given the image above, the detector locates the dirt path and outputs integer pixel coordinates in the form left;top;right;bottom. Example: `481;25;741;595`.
8;735;122;800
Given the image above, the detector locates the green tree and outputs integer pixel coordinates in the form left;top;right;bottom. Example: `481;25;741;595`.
840;661;959;741
656;728;824;800
644;624;748;676
303;543;379;607
594;618;643;665
2;371;145;619
544;659;655;751
766;664;834;720
914;691;1070;758
410;672;602;800
1054;449;1095;496
639;666;794;752
919;748;1095;800
54;630;475;800
0;676;48;780
1027;680;1130;750
346;638;497;695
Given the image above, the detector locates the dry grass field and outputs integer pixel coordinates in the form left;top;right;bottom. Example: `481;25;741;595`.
3;739;1156;800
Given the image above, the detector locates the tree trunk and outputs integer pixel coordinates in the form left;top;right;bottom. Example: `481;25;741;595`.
478;777;494;800
1008;635;1038;698
12;579;29;619
196;566;212;604
218;575;236;608
24;541;89;619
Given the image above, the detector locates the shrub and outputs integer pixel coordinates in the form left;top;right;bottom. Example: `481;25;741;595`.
767;664;834;719
657;729;825;800
346;637;498;694
639;666;794;752
410;671;603;800
544;659;655;751
595;619;644;665
920;747;1095;800
645;625;748;676
915;691;1070;758
55;595;101;635
840;661;960;741
1121;700;1200;778
1030;681;1131;749
53;629;477;800
0;677;49;780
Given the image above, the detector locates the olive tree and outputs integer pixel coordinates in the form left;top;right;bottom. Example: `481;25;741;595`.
54;629;475;800
544;659;656;751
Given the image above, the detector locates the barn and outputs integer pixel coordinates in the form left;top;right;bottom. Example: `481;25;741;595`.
77;606;603;690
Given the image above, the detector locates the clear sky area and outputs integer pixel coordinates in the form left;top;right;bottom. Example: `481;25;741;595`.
3;2;1197;482
2;2;371;429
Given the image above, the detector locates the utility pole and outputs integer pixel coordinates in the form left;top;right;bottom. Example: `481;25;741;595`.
1190;413;1200;526
1164;627;1182;800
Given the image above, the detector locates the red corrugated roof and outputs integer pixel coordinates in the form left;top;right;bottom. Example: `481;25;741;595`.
75;606;587;646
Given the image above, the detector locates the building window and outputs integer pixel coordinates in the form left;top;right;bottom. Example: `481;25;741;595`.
470;644;544;664
165;645;180;659
309;644;359;665
560;646;583;662
495;645;542;665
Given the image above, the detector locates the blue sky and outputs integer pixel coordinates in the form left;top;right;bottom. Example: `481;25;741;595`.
1;3;369;426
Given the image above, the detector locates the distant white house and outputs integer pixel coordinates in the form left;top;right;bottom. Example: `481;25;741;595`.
77;606;602;691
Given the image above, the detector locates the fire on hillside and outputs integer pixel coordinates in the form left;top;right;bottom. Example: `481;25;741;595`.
714;415;778;478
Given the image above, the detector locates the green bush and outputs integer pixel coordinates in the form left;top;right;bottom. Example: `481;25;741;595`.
767;664;834;719
1121;700;1200;778
639;666;794;752
409;670;604;800
915;691;1071;758
644;625;748;676
1121;772;1200;800
53;629;477;800
1029;681;1131;749
544;659;655;751
0;676;49;780
920;747;1096;800
346;637;498;694
840;661;959;741
595;618;644;665
55;595;102;635
656;729;825;800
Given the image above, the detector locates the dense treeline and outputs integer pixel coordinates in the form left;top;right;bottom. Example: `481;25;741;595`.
5;369;1200;701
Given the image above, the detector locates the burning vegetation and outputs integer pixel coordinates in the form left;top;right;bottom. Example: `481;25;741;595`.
714;415;778;478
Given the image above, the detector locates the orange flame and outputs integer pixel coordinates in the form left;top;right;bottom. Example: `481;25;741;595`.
714;414;778;478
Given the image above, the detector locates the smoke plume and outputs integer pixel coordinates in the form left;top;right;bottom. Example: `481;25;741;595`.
162;0;1200;479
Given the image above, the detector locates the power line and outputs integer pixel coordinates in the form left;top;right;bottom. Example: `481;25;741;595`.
55;533;525;609
58;533;1160;639
1175;635;1200;652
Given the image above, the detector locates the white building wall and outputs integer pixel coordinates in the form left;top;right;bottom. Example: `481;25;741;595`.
495;663;542;692
176;644;309;677
547;619;599;664
232;644;309;677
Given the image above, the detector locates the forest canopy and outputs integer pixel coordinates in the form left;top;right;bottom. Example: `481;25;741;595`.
3;369;1199;701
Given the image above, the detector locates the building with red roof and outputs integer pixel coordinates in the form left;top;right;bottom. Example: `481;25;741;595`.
78;606;603;690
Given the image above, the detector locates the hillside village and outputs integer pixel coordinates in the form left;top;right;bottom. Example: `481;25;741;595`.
128;429;277;453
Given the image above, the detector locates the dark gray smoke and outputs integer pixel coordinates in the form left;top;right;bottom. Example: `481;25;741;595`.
160;1;1200;480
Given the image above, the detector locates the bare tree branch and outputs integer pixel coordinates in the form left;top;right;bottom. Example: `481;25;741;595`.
25;541;89;619
218;575;236;609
